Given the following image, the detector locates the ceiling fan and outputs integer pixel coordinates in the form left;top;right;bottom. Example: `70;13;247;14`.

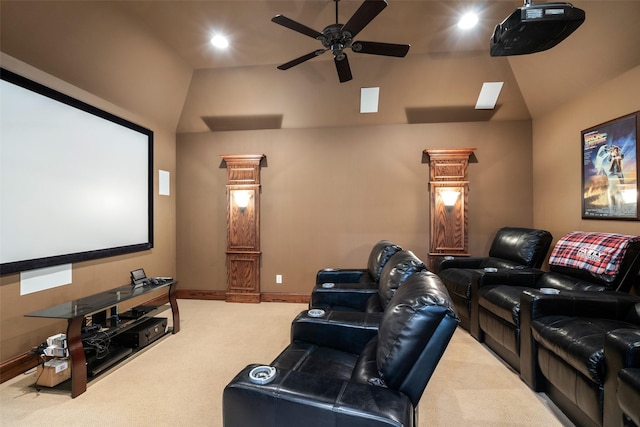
271;0;410;83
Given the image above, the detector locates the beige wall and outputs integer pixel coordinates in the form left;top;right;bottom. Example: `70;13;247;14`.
0;56;178;361
176;120;534;294
1;0;638;366
532;65;640;243
1;1;190;362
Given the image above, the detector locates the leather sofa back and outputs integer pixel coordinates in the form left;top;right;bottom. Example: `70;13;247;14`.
375;271;458;405
548;239;640;292
366;240;402;282
488;227;553;268
377;250;426;309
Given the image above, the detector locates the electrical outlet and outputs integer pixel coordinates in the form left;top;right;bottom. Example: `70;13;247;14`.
276;274;283;284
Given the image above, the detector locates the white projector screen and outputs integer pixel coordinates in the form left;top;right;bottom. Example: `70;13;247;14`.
0;68;153;274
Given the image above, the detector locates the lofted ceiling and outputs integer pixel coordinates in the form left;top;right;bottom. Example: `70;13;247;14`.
1;1;639;132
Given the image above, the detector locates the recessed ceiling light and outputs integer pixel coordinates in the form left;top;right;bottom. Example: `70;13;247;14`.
458;12;479;29
210;34;229;49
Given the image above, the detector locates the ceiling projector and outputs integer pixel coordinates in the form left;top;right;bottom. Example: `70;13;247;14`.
490;1;585;56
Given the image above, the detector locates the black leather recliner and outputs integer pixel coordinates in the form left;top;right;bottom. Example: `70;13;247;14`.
223;271;459;427
310;249;426;312
616;368;640;427
315;240;402;286
520;291;640;427
436;226;552;333
607;330;640;427
475;232;640;372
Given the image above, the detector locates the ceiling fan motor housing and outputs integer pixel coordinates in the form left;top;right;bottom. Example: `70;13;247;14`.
272;0;410;83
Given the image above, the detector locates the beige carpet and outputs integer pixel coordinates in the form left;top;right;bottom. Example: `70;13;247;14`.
0;300;573;426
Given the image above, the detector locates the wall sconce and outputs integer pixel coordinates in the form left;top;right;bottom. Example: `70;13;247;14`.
233;190;252;209
424;148;475;270
221;154;265;303
440;189;461;207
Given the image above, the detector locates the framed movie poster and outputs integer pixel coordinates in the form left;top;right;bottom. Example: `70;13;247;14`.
582;111;639;220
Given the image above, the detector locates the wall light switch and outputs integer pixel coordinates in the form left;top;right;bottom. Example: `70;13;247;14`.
276;275;283;284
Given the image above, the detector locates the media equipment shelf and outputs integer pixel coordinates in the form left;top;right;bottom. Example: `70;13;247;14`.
25;280;179;398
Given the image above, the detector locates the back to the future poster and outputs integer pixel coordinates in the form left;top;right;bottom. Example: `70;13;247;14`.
582;112;638;220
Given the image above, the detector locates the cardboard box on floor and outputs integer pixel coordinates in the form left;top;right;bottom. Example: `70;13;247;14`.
36;359;71;387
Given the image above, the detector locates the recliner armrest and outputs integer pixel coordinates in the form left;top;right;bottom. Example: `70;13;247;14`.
290;310;382;355
471;268;544;289
310;284;378;311
316;269;373;285
223;364;413;427
522;289;639;320
437;257;485;272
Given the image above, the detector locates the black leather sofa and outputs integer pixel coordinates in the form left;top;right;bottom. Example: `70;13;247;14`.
520;291;640;427
436;226;552;333
315;239;401;286
223;271;459;427
474;232;640;372
310;249;426;312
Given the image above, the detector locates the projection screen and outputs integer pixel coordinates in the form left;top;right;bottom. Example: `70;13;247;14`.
0;68;153;274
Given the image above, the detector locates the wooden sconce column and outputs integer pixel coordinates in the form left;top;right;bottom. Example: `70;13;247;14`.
424;148;475;271
220;154;265;303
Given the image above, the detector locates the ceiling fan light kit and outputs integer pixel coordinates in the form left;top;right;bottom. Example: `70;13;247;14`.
272;0;410;83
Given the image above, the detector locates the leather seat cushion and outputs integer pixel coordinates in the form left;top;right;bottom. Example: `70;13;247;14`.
478;285;528;326
531;316;633;384
272;341;358;381
618;368;640;425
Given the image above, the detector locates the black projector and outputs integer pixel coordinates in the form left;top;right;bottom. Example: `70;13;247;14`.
490;2;585;56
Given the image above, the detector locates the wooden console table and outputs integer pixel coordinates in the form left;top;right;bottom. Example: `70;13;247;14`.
25;280;180;398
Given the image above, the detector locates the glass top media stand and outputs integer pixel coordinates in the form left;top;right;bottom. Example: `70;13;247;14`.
25;280;180;398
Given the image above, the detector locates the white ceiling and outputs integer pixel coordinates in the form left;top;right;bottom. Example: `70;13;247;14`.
116;0;640;121
2;1;639;131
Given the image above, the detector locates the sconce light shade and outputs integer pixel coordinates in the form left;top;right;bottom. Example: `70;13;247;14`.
233;190;252;208
440;189;461;207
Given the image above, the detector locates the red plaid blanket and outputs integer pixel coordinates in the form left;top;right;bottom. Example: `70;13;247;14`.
549;232;640;276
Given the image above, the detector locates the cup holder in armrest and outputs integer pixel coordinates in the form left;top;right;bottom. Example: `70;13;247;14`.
307;309;326;318
321;283;335;289
249;366;277;385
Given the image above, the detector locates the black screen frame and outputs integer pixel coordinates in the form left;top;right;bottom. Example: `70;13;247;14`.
0;68;154;275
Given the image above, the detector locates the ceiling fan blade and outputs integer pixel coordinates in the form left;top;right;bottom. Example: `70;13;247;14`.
352;41;410;57
277;50;326;70
271;15;323;39
334;55;353;83
341;0;387;39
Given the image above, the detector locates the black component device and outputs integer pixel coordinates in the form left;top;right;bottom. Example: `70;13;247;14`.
490;1;585;57
86;347;133;377
119;305;157;320
130;268;148;287
112;317;168;349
